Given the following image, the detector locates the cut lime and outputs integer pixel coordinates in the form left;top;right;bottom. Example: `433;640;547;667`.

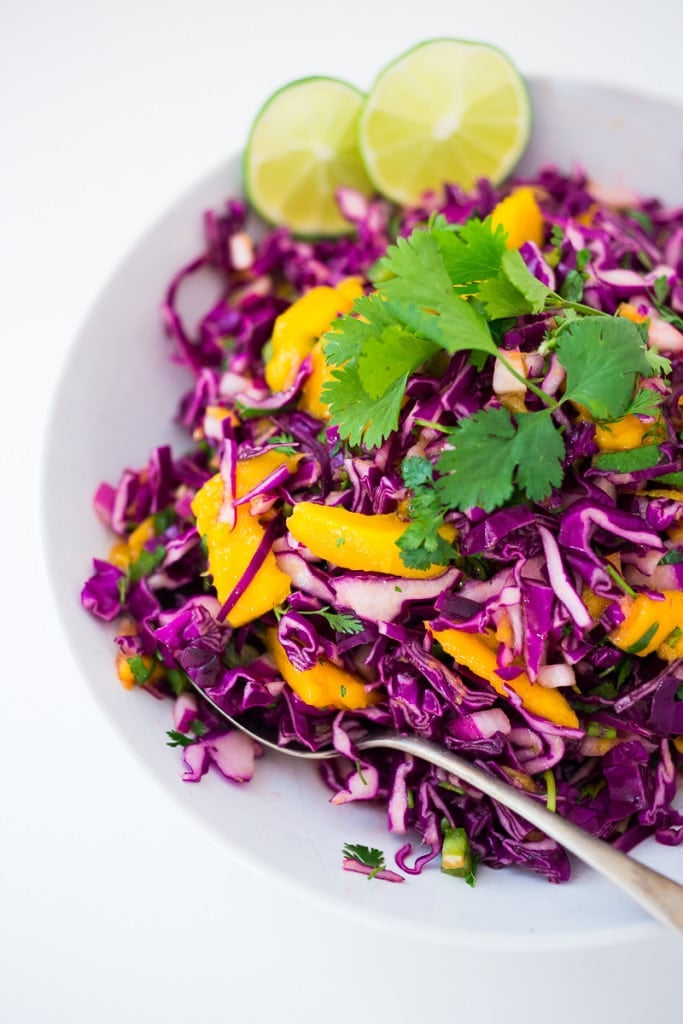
358;39;531;206
244;77;374;237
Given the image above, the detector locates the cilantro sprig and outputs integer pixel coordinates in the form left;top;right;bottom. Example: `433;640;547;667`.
320;214;669;568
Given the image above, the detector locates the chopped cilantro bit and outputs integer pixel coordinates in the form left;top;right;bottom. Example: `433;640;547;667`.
559;269;586;303
676;684;683;701
627;208;654;233
129;544;165;584
594;445;662;474
166;730;195;748
355;760;368;786
626;621;660;654
654;275;669;304
659;550;683;566
153;507;177;533
166;667;189;696
342;843;386;879
126;655;156;686
604;563;636;597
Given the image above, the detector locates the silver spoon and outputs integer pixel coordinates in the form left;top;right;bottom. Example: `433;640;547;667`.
189;678;683;933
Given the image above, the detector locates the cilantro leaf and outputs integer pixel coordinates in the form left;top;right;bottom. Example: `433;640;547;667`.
434;216;508;288
477;250;550;319
376;229;454;307
402;455;436;489
436;408;563;512
358;324;438;399
398;456;459;570
315;608;364;634
322;292;396;366
323;363;406;448
436;407;517;510
593;446;662;473
514;413;566;501
374;226;496;356
342;843;386;879
500;250;551;311
556;316;652;420
659;550;683;565
383;293;495;355
644;347;673;377
397;517;457;570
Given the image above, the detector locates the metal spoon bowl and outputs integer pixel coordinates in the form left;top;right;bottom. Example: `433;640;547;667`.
190;678;683;934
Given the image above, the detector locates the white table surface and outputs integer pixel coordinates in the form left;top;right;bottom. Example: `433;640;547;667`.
3;1;683;1021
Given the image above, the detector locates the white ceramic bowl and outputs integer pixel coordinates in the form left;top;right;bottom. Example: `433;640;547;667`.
42;77;683;950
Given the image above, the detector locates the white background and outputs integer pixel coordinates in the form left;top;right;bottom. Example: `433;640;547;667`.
3;1;683;1021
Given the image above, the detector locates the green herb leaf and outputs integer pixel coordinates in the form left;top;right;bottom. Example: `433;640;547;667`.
625;621;660;654
659;550;683;565
129;544;165;584
402;455;436;489
435;408;564;512
556;316;652;420
434;216;508;289
342;843;386;879
126;655;156;686
593;445;662;473
397;516;457;570
358;324;438;399
477;250;550;319
323;362;405;448
315;608;364;634
166;730;195;748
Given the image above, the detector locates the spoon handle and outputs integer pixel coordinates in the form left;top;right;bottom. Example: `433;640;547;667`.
361;732;683;933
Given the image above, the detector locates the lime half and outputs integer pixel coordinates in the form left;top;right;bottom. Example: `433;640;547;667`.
359;39;531;205
244;77;374;237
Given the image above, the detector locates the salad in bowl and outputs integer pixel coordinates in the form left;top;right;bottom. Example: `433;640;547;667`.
71;41;683;917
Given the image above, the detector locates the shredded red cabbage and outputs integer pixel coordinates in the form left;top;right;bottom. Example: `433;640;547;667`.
82;165;683;884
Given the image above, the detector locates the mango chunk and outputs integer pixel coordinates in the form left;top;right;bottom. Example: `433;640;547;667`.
264;277;363;393
265;628;382;710
490;186;544;250
191;452;298;627
299;339;333;419
428;624;580;729
610;591;683;660
594;414;660;453
287;501;457;579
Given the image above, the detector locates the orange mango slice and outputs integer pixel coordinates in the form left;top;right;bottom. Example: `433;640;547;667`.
264;277;363;393
265;628;382;710
610;591;683;660
287;501;457;579
490;186;544;250
191;451;299;627
428;624;579;729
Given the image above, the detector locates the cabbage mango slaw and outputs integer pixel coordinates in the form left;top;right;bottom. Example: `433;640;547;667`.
83;166;683;884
